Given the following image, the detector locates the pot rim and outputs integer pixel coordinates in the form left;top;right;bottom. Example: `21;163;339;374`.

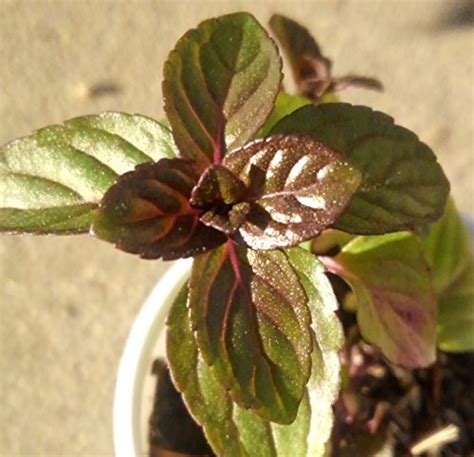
113;257;192;457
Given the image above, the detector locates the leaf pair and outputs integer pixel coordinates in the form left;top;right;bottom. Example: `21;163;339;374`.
92;132;360;258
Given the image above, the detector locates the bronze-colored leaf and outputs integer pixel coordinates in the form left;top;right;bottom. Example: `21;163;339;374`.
329;75;383;93
223;134;361;249
270;14;382;100
163;13;282;167
92;159;226;259
269;14;331;93
167;249;344;455
189;241;312;424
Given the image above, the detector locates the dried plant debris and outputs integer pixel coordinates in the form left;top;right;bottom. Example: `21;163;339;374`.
332;339;474;456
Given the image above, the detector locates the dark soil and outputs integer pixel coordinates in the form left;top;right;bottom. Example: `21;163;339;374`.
148;294;473;457
331;343;474;456
148;347;473;457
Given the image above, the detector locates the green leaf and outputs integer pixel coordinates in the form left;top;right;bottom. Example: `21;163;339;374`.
310;229;355;255
163;12;282;166
271;103;450;234
167;248;343;456
188;242;312;424
285;248;344;455
0;112;176;234
92;159;226;259
68;112;179;160
323;233;437;367
223;134;361;249
258;92;312;138
437;262;474;352
422;199;474;351
422;199;471;295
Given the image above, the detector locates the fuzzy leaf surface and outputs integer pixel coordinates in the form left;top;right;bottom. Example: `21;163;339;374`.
163;12;281;166
92;159;226;259
189;242;312;424
323;233;437;367
167;249;343;456
223;134;361;249
0;112;175;234
271;103;450;234
423;199;474;351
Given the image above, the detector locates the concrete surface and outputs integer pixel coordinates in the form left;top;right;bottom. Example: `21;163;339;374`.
0;0;472;455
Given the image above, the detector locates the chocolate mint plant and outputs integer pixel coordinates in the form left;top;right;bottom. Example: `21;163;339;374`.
1;12;472;456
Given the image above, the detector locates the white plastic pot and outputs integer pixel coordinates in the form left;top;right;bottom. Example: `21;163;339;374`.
113;258;192;457
113;216;474;457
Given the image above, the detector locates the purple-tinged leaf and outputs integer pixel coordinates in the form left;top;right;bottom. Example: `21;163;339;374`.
223;134;361;249
329;75;383;93
91;159;226;259
167;248;343;456
269;14;330;94
272;103;450;234
189;241;312;423
269;15;382;99
163;13;282;167
322;233;437;368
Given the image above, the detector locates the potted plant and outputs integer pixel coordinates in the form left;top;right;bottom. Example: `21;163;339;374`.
1;12;472;457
